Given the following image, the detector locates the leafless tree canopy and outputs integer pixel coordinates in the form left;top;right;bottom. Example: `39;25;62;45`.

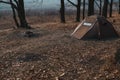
0;0;120;28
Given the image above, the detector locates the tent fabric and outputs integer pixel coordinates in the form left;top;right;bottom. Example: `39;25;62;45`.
71;15;119;40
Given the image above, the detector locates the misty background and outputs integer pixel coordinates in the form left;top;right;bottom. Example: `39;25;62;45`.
1;0;64;11
0;0;119;11
0;0;119;17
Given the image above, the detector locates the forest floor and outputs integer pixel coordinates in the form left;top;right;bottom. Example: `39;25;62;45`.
0;14;120;80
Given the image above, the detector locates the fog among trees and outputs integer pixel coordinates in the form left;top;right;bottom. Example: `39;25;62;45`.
0;0;120;28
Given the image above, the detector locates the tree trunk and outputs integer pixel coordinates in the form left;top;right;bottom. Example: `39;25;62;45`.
88;0;94;16
67;0;81;22
18;0;30;28
109;0;113;17
10;0;19;28
119;0;120;14
76;0;81;22
0;0;31;29
102;0;108;18
99;0;102;15
83;0;85;19
60;0;65;23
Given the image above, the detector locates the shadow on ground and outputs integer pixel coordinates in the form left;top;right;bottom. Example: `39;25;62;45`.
17;53;47;62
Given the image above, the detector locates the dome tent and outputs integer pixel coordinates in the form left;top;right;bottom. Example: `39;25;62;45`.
71;15;119;40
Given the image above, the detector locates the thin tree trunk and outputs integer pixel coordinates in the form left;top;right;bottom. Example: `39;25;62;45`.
83;0;85;19
10;0;19;28
76;0;81;22
102;0;108;18
60;0;65;23
109;0;113;17
18;0;30;28
67;0;81;22
99;0;102;15
119;0;120;14
0;0;31;29
88;0;94;16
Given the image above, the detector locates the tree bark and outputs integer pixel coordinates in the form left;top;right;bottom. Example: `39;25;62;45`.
119;0;120;14
76;0;81;22
67;0;81;22
0;0;30;29
60;0;65;23
83;0;85;19
10;0;19;28
109;0;113;17
99;0;102;15
102;0;108;18
17;0;30;28
88;0;94;16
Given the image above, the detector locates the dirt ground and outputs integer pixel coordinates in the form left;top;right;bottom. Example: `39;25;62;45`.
0;14;120;80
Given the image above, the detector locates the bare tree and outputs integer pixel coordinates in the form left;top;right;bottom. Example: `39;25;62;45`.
119;0;120;14
102;0;109;18
88;0;94;16
0;0;31;29
67;0;81;22
99;0;102;15
95;0;102;15
60;0;65;23
82;0;85;19
76;0;81;21
10;0;19;28
109;0;113;17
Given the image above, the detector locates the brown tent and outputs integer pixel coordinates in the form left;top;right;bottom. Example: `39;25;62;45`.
71;15;119;40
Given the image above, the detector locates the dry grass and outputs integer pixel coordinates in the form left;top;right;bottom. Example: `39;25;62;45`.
0;14;120;80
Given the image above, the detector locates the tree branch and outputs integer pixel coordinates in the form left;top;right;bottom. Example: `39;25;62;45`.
94;0;100;9
67;0;77;7
0;0;18;9
14;0;19;6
